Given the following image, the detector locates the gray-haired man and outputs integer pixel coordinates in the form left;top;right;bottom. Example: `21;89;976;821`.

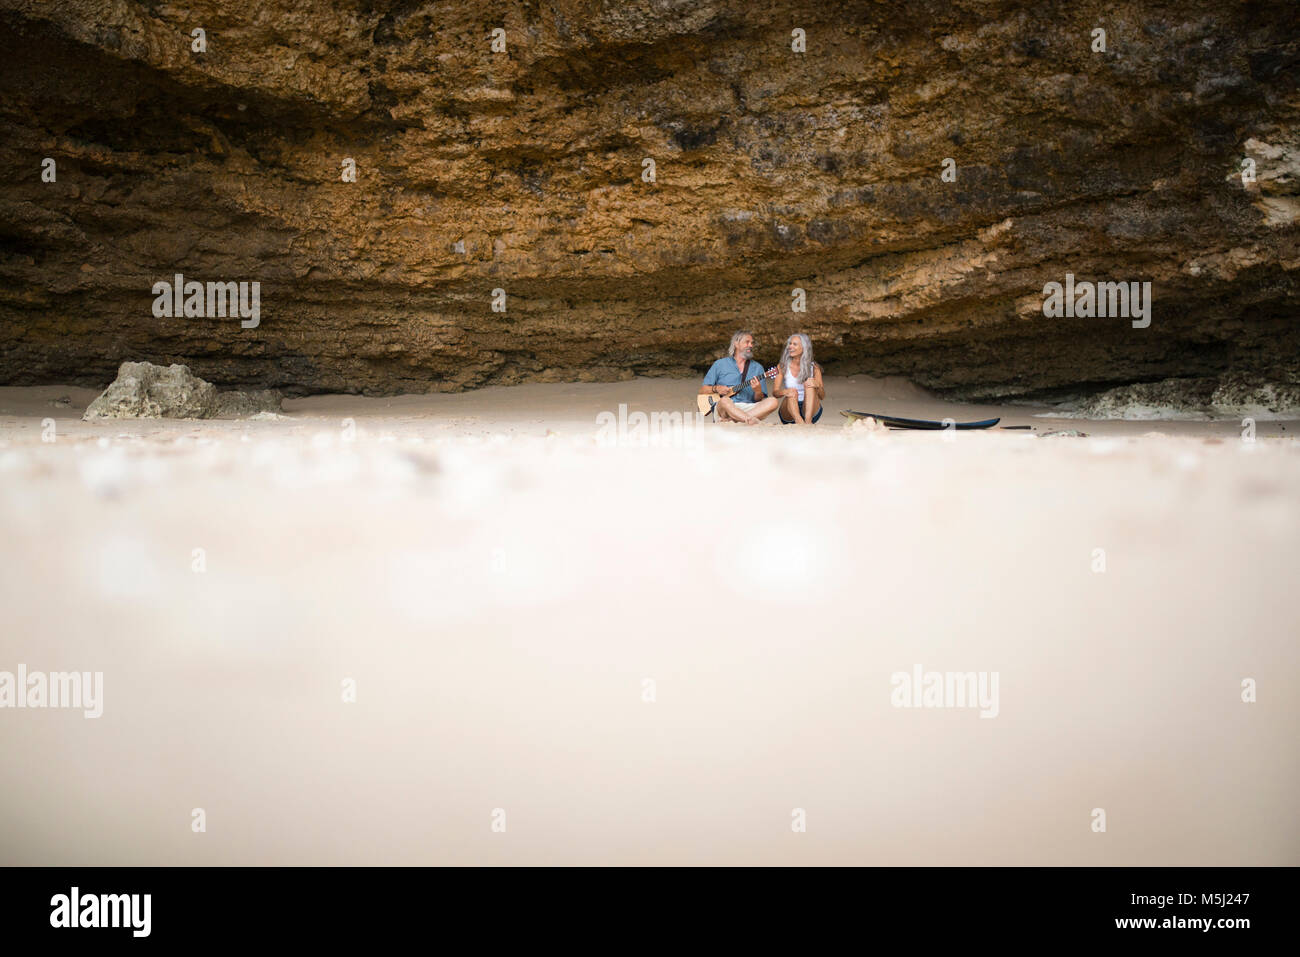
698;331;780;425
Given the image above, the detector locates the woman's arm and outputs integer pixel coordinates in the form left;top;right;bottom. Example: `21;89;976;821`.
773;364;799;398
807;364;825;398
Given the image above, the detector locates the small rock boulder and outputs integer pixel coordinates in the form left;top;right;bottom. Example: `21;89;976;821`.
83;362;284;420
83;362;218;420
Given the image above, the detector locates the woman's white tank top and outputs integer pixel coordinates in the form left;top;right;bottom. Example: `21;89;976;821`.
784;367;804;402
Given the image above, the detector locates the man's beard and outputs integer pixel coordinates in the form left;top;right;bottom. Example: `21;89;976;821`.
740;347;753;359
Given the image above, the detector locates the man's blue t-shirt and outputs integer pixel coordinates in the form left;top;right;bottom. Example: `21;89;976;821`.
702;357;766;403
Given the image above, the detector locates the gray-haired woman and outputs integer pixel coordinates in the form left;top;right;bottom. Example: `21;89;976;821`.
774;333;825;424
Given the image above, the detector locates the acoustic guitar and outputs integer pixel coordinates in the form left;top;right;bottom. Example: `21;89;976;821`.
696;366;780;416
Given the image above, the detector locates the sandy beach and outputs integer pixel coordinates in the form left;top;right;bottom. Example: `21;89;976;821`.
1;376;1297;865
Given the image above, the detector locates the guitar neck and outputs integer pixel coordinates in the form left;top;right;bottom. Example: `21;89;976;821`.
723;365;776;397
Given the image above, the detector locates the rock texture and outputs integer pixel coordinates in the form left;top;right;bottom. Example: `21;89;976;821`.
1;0;1298;397
214;388;286;418
83;361;282;418
1065;370;1300;420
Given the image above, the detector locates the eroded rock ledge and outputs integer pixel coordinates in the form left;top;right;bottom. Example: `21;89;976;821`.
1;0;1297;398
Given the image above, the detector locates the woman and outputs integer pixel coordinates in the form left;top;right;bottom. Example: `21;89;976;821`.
774;333;825;424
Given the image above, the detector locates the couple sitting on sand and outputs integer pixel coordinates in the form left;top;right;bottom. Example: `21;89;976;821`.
699;331;825;425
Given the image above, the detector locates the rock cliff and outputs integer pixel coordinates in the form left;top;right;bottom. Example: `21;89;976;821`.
1;0;1297;397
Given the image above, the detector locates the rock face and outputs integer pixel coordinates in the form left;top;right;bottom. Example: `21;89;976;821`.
1061;371;1300;419
214;389;286;418
2;0;1298;398
83;361;282;419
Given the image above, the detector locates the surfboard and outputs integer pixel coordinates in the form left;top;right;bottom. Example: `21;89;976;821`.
840;410;1001;430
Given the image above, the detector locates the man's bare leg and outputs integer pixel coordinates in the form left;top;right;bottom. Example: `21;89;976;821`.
716;397;759;425
711;397;737;422
748;396;780;422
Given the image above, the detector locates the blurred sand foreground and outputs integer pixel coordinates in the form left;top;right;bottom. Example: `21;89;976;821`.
0;376;1296;865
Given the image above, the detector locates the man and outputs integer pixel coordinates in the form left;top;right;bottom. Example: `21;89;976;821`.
699;331;780;425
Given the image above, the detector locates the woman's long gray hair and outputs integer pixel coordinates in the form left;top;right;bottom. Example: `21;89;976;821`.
780;333;814;383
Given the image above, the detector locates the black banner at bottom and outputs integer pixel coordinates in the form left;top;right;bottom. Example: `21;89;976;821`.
1;866;1288;943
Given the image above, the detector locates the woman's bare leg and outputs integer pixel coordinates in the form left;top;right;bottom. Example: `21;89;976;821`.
781;393;804;424
802;391;821;425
